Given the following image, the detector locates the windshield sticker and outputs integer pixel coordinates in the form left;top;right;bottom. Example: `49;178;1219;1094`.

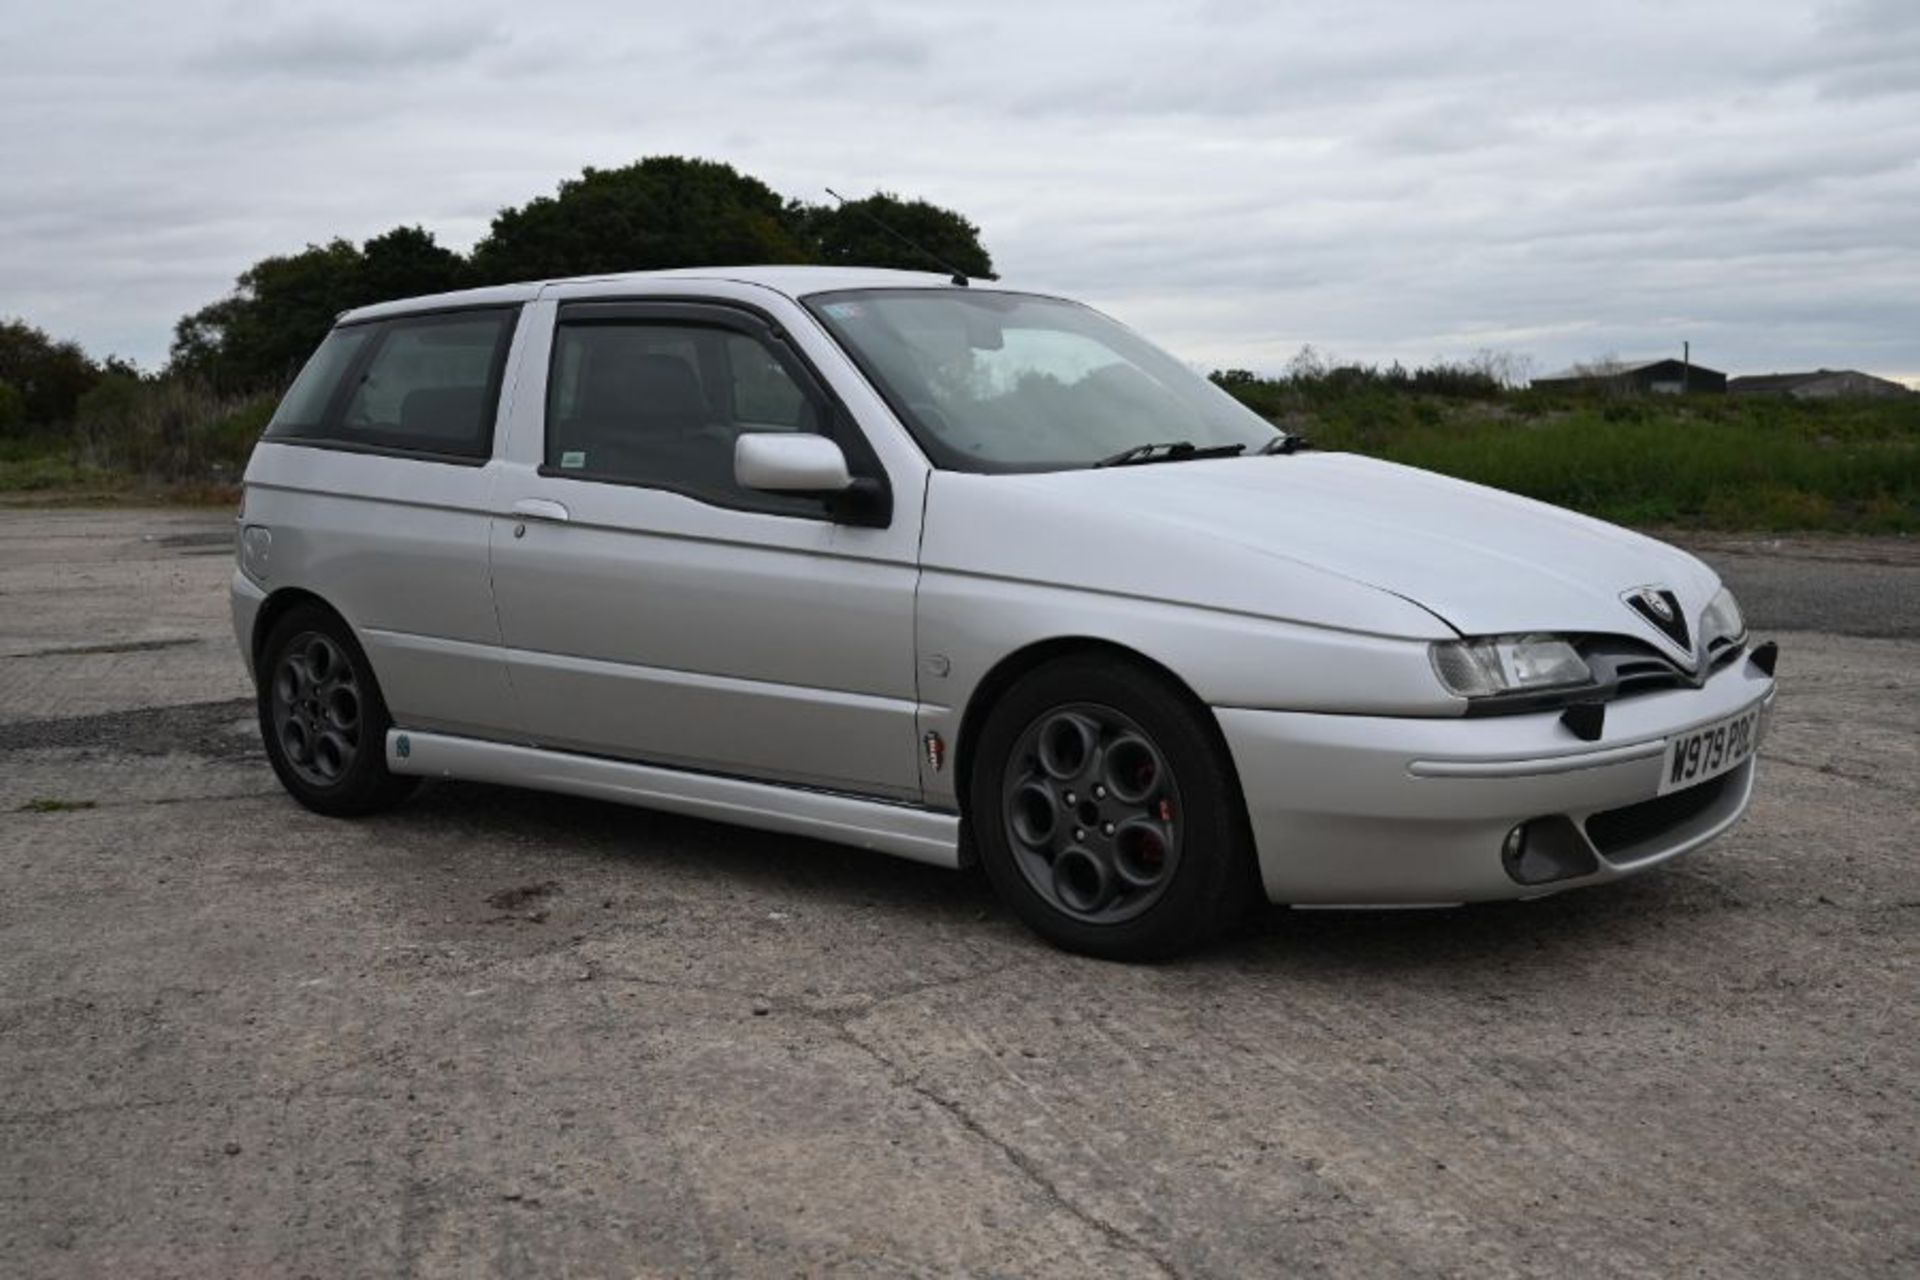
821;302;863;319
560;450;586;469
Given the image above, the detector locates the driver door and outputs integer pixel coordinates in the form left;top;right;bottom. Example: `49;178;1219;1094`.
486;298;924;801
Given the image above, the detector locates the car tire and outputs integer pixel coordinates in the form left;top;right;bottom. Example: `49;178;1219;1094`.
969;653;1257;961
257;603;417;817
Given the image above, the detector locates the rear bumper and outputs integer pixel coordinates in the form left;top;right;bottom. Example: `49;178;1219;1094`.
1217;653;1777;905
231;569;266;684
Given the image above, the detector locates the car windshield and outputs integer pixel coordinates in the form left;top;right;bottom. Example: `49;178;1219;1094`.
804;289;1279;472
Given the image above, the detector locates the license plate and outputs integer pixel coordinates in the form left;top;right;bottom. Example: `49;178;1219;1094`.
1659;704;1763;796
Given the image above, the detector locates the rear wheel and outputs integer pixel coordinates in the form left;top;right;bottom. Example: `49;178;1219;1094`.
257;603;416;816
970;654;1256;960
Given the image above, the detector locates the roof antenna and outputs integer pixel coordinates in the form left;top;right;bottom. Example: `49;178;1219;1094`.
824;187;969;287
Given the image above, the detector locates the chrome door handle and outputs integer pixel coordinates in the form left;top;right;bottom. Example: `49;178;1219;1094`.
510;498;570;523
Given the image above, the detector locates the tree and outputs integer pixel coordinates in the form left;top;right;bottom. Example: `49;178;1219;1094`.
799;191;995;278
1285;344;1327;381
72;369;146;463
0;319;100;428
470;157;812;284
0;380;24;437
1565;352;1637;398
1465;348;1533;389
171;239;364;388
169;227;467;389
358;225;467;304
165;157;998;391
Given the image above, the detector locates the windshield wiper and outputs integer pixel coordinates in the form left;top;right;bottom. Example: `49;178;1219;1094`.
1093;441;1247;469
1258;432;1311;455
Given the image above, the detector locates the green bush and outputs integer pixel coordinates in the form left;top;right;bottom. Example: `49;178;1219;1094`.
0;453;96;493
75;376;274;480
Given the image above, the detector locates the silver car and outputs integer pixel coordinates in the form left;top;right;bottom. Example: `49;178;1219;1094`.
233;267;1776;959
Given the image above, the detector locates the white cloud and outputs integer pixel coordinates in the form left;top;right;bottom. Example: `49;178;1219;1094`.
2;0;1915;381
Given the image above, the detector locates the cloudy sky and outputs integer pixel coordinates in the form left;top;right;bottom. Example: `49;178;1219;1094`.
5;0;1918;383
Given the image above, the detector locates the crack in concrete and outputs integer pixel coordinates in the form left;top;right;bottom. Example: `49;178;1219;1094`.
0;789;280;815
852;957;1029;1013
5;637;202;660
831;1019;1183;1278
1763;752;1913;792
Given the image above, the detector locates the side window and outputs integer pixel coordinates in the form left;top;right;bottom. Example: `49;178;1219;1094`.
266;327;372;435
545;321;828;513
726;334;812;430
269;309;516;460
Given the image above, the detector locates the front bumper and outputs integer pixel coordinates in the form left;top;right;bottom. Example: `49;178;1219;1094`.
1217;651;1777;905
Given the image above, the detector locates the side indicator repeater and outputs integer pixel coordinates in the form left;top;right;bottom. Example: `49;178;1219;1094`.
924;731;945;772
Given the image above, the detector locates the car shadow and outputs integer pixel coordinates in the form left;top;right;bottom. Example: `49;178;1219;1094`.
390;778;1716;976
395;778;1002;918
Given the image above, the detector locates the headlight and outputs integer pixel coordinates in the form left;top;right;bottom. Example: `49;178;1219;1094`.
1430;633;1593;699
1700;586;1746;649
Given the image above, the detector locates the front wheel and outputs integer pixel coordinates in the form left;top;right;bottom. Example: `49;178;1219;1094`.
969;654;1257;960
257;603;417;817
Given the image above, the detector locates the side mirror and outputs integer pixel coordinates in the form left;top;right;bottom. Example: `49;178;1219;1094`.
734;432;892;527
735;432;852;494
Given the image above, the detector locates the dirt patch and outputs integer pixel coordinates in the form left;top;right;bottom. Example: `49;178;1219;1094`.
485;880;560;922
0;698;255;758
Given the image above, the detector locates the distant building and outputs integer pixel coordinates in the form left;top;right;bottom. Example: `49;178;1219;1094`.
1728;370;1912;400
1532;358;1727;395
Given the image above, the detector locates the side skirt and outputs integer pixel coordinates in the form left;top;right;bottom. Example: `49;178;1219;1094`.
385;730;962;868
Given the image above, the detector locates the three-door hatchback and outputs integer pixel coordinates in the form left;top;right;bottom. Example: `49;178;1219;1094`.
234;266;1776;959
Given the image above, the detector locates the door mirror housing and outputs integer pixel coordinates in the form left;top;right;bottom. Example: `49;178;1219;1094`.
735;432;852;494
734;432;890;527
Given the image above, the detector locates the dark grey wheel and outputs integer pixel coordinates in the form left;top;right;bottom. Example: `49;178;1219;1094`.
1001;704;1183;926
270;632;363;787
256;601;416;817
969;652;1258;961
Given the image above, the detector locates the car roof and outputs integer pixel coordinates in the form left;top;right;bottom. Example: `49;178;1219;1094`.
336;265;977;324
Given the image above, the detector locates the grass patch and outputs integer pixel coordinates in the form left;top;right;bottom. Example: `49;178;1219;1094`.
0;453;104;493
0;452;234;508
1;380;267;506
1222;382;1920;535
15;798;98;813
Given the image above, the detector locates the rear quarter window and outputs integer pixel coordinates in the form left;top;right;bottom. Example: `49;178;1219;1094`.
267;327;371;434
266;308;518;461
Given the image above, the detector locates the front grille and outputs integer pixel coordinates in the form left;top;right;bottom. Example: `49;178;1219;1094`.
1585;772;1734;858
1578;635;1745;705
1609;656;1688;697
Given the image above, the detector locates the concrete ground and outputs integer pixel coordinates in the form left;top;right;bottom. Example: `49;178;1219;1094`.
0;508;1914;1278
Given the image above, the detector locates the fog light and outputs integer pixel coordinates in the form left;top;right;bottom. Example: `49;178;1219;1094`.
1502;823;1528;867
1500;817;1601;886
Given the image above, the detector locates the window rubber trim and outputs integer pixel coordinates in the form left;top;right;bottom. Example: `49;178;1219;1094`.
540;297;893;527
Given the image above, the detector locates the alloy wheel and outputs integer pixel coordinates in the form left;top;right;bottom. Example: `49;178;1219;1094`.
269;631;363;788
1000;702;1184;925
